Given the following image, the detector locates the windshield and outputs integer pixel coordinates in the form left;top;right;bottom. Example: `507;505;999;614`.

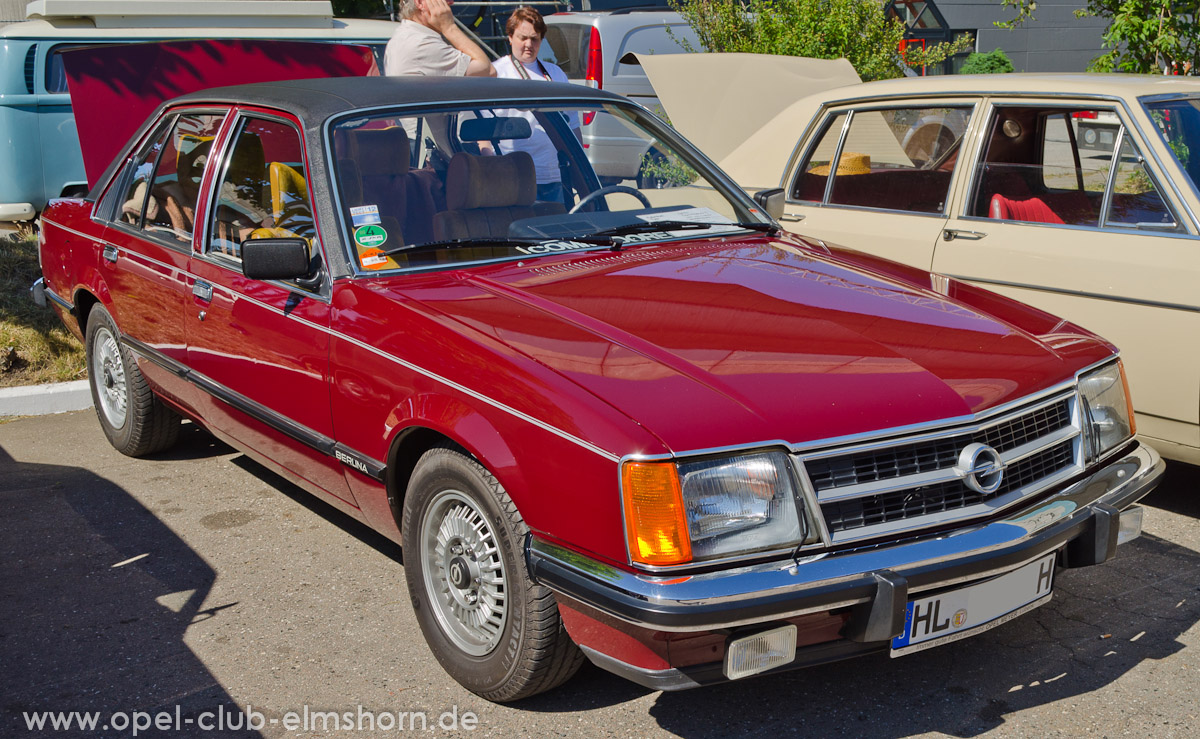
1144;96;1200;195
329;101;766;272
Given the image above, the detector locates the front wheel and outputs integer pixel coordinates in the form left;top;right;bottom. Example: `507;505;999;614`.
86;305;180;456
402;445;583;701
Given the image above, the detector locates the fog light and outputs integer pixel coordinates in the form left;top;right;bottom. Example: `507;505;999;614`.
1117;505;1144;546
724;625;796;680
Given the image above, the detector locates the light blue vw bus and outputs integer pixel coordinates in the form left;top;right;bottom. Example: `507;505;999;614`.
0;0;396;222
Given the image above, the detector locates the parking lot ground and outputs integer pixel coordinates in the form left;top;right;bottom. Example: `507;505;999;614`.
2;411;1198;738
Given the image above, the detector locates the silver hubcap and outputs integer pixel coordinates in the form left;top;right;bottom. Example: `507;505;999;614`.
420;490;506;656
92;326;128;429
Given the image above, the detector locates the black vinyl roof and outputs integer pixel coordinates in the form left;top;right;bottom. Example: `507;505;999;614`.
172;76;628;125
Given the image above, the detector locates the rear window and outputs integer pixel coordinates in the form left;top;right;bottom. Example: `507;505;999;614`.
615;24;697;77
46;44;96;94
541;23;590;80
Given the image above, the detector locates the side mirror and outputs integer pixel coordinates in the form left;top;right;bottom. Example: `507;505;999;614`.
753;188;785;221
241;238;311;281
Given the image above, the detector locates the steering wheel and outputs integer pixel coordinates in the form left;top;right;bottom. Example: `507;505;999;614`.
569;185;651;214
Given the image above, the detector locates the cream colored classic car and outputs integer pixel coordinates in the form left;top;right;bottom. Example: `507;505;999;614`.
640;55;1200;466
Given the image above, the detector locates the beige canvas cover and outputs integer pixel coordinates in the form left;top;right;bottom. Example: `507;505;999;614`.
634;53;860;188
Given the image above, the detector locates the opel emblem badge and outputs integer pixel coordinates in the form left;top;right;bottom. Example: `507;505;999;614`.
957;442;1005;493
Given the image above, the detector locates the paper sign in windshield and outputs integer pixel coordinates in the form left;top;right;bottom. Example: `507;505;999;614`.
350;205;382;227
638;207;739;236
359;248;391;270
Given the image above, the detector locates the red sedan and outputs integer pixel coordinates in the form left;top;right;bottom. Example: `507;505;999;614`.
34;67;1162;701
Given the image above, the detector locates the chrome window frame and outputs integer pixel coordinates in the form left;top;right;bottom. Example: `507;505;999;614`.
1138;92;1200;231
787;100;978;218
197;108;332;302
957;96;1197;239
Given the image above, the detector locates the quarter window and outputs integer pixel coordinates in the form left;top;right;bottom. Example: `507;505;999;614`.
793;106;970;214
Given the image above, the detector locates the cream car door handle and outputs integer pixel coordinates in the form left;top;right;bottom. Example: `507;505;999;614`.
780;212;807;222
943;229;987;241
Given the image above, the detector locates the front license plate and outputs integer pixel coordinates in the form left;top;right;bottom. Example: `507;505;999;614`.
891;552;1056;657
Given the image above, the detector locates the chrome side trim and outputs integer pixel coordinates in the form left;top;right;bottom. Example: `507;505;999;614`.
39;218;620;462
531;444;1163;632
945;275;1200;314
41;218;96;243
42;283;74;312
121;336;386;482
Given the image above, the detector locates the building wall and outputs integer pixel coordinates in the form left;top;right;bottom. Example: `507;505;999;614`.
936;0;1109;72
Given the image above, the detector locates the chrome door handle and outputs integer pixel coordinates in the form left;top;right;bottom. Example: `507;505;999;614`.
192;280;213;302
101;245;118;263
942;229;987;241
780;212;807;222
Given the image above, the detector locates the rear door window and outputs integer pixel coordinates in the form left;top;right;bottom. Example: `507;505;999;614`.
971;105;1181;232
115;112;224;246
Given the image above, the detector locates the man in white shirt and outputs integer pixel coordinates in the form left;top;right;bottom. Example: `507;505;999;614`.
384;0;495;78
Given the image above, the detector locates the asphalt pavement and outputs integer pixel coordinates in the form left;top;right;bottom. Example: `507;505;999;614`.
2;411;1198;738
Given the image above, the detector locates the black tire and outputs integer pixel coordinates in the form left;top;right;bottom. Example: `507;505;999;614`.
85;305;180;457
402;445;583;701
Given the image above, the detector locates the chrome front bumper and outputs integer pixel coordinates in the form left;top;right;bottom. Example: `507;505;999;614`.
529;443;1163;635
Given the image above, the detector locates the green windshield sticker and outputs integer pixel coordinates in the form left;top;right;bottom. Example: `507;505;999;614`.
354;224;387;248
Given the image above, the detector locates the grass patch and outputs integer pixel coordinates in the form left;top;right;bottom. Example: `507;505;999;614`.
0;235;86;387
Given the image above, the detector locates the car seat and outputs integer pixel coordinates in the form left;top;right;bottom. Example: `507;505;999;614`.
432;152;564;241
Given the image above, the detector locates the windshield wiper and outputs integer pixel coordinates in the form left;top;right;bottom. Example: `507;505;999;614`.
383;237;547;257
587;220;780;250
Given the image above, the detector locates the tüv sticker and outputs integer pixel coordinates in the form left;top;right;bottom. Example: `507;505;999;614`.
354;224;387;248
350;204;381;227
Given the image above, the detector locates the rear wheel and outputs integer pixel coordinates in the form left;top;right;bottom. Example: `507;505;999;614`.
402;445;583;701
86;305;179;456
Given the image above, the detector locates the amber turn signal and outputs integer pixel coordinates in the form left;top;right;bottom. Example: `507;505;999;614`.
622;461;692;566
1118;359;1136;436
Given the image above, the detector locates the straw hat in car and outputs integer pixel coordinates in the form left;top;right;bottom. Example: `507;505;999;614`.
809;152;871;176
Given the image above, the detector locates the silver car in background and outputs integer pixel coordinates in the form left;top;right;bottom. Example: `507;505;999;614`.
539;9;697;185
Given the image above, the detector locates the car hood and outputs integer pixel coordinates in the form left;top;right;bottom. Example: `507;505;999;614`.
391;236;1111;454
635;52;860;188
63;39;378;187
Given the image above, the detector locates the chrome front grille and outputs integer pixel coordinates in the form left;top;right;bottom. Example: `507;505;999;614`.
797;392;1082;545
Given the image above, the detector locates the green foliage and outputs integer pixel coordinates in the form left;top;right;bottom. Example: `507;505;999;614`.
994;0;1037;30
332;0;387;18
1080;1;1199;73
959;48;1015;74
668;0;972;82
639;150;698;188
998;1;1199;74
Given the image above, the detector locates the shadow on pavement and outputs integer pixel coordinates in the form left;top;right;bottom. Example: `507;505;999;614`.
0;433;261;737
227;454;404;567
